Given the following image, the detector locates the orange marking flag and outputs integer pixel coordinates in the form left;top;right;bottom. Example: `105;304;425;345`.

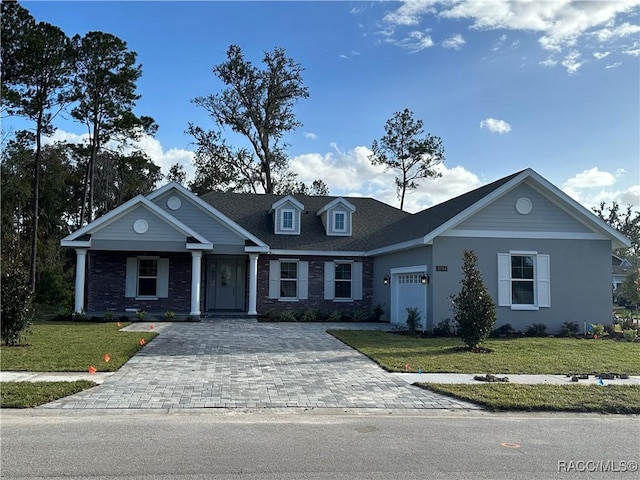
116;322;122;328
103;353;111;363
149;324;155;330
139;338;146;346
88;365;97;374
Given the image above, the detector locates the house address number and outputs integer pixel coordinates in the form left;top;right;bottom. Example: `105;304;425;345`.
436;266;448;272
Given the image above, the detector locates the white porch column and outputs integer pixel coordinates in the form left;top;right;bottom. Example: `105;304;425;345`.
74;248;88;313
190;251;203;316
248;254;259;315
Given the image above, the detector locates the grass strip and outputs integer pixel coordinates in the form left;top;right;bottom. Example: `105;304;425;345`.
1;381;96;408
329;330;640;374
0;321;157;372
418;383;640;414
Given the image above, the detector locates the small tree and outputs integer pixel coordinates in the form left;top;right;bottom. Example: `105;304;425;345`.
451;250;496;350
1;241;35;346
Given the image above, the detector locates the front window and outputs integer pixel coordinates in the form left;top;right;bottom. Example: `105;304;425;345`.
138;258;158;297
335;263;352;298
282;210;294;230
280;262;298;298
511;255;534;305
334;212;345;231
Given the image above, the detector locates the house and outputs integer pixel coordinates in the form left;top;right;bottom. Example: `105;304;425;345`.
61;168;631;333
612;254;633;304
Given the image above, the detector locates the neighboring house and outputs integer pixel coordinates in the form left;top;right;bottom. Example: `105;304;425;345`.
612;254;633;304
61;168;631;333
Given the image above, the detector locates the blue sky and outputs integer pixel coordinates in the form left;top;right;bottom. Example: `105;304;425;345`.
11;1;640;212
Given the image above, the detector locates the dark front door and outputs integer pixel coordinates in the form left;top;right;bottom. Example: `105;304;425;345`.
207;258;245;311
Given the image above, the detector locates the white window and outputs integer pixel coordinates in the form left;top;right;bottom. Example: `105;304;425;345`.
281;209;294;230
334;263;352;298
268;260;308;300
324;261;363;301
125;257;169;299
333;212;346;232
279;261;298;298
498;252;550;310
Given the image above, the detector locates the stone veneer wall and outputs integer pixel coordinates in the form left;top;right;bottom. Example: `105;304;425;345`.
256;254;374;315
87;251;193;314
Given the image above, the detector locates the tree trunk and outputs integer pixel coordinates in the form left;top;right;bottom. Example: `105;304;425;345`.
29;113;43;293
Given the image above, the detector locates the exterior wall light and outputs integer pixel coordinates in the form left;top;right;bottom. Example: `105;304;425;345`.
420;274;430;285
383;275;390;285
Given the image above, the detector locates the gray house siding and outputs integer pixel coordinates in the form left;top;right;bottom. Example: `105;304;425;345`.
430;237;612;333
372;246;433;324
87;251;197;315
91;205;185;241
152;191;246;246
455;183;593;233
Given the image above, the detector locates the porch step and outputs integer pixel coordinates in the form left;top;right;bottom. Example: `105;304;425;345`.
200;312;255;321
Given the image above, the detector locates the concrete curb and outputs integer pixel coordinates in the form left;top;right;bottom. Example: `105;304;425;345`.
393;373;640;385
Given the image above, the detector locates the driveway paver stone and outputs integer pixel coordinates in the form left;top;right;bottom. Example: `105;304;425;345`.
42;319;479;410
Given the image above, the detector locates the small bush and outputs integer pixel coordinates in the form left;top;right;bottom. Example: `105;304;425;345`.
432;319;455;337
352;309;369;322
525;323;548;337
589;323;605;338
371;303;385;322
406;307;422;335
623;329;638;342
300;308;319;322
164;311;175;320
135;310;147;321
490;323;519;338
328;310;343;322
72;310;86;321
103;311;116;322
278;310;297;322
559;321;579;337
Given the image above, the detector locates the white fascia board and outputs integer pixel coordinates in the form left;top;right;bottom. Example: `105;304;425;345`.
147;181;269;248
316;197;356;216
60;240;91;248
268;249;366;257
441;230;610;240
245;245;270;253
271;195;304;212
186;242;213;250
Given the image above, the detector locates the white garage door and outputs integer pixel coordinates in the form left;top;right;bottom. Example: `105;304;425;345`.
391;269;427;330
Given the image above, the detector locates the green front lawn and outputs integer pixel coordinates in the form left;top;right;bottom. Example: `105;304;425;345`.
329;330;640;374
0;381;96;408
0;321;157;372
420;384;640;414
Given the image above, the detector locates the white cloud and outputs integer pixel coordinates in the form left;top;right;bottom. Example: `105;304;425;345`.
539;56;557;67
384;30;434;53
303;132;318;140
442;33;466;50
381;1;640;69
43;130;195;183
562;168;639;210
593;51;611;59
605;62;622;69
480;117;511;134
563;167;617;190
290;144;482;212
561;50;584;75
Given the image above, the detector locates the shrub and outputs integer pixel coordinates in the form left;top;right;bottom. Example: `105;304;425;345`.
1;259;35;346
72;310;86;321
352;309;369;322
525;323;548;337
278;310;297;322
622;329;638;342
328;310;343;322
164;311;175;320
300;308;319;322
450;250;496;349
136;310;147;321
406;307;422;335
432;319;455;337
490;323;519;338
103;311;116;322
589;323;605;338
371;303;385;322
559;321;579;337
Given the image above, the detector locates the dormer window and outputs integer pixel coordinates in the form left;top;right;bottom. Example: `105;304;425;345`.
270;195;303;235
333;212;346;232
282;209;295;231
317;197;356;237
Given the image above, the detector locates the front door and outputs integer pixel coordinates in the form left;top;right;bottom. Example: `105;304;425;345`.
207;258;245;311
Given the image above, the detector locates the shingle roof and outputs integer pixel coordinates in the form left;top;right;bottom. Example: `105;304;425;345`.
199;170;525;252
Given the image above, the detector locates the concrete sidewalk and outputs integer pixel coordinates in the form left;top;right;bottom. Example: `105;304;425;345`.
3;371;639;386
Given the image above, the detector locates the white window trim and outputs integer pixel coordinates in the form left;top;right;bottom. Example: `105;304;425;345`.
498;251;550;310
333;211;347;233
279;259;299;301
281;209;295;231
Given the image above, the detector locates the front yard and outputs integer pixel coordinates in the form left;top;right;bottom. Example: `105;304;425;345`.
330;330;640;413
0;321;157;408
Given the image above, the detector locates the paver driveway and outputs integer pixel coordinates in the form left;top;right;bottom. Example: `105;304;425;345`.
42;319;479;410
